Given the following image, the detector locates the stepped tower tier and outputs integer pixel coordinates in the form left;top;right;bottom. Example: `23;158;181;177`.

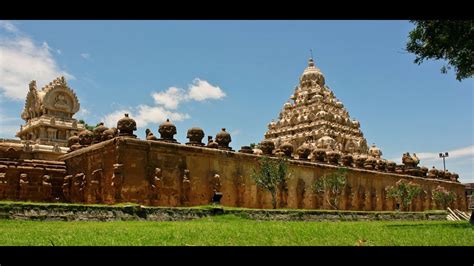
16;77;85;147
263;57;369;155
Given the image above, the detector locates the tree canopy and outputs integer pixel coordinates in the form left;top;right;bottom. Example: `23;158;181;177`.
406;20;473;81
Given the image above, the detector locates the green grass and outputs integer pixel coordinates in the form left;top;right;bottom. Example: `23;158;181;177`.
0;215;472;246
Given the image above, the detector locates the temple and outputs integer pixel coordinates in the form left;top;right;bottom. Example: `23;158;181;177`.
264;57;368;155
0;61;467;211
16;76;84;147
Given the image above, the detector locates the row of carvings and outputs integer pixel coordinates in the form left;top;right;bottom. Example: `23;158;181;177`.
0;172;55;201
67;114;235;152
251;140;460;182
63;114;459;183
62;165;223;205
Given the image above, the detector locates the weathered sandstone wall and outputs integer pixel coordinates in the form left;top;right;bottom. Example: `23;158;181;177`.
59;137;467;211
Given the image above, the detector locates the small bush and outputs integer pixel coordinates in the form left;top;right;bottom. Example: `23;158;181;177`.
432;186;456;210
386;179;423;211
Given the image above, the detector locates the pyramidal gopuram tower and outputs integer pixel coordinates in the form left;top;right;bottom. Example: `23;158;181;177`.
263;57;369;155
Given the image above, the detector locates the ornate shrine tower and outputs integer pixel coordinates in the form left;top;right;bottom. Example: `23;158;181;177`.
263;57;369;154
16;76;85;147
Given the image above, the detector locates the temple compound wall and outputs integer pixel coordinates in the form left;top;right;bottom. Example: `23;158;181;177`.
58;137;467;211
0;158;66;202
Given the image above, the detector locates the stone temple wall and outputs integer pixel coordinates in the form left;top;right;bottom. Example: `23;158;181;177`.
58;137;467;211
0;158;66;202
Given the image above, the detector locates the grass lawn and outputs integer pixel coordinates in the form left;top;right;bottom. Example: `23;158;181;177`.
0;215;472;246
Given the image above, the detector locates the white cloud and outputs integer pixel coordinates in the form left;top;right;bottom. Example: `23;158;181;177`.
0;25;74;100
102;106;189;129
56;49;62;55
231;129;241;136
102;109;132;128
134;105;189;127
0;21;18;33
0;109;21;138
151;78;225;110
102;78;224;131
80;53;91;60
415;145;474;162
79;108;90;117
186;78;226;101
152;87;186;110
389;145;474;163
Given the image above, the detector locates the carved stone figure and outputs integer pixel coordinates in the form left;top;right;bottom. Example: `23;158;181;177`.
353;154;367;168
253;148;263;155
111;164;124;201
364;157;376;170
368;144;382;159
259;140;275;156
296;142;311;160
67;133;80;152
279;142;294;158
117;113;137;138
420;166;428;177
213;173;222;193
19;173;29;201
41;175;53;201
395;165;404;174
274;149;286;157
386;161;396;172
207;136;219;149
102;127;118;141
0;171;7;199
238;146;253;154
428;166;439;178
72;173;85;202
186;127;205;146
375;159;387;172
317;136;336;150
341;153;353;167
215;128;232;151
181;169;191;204
78;130;94;147
52;143;61;153
158;119;178;143
23;141;33;152
311;148;326;163
145;129;158;141
90;169;102;203
326;149;341;165
451;172;459;182
92;122;108;144
62;175;72;202
150;167;162;201
402;152;419;168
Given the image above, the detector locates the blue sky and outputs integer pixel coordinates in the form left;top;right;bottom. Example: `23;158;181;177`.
0;20;472;182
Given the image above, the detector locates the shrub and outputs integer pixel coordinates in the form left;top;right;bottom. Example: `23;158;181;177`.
386;179;423;211
311;168;347;210
251;156;289;209
432;185;456;210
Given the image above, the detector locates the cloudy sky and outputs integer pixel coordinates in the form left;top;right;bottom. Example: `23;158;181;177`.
0;20;472;182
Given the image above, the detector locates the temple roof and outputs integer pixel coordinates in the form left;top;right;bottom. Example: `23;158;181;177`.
21;76;80;122
263;57;369;154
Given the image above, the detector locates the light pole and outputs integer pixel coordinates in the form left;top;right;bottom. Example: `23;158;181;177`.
439;152;449;172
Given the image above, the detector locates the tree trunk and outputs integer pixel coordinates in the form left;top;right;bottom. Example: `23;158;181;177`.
271;191;277;209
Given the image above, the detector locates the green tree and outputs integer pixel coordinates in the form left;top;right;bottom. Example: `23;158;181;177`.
311;168;347;210
249;143;256;149
432;185;456;210
386;179;423;211
406;20;474;81
251;156;289;209
78;119;97;131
